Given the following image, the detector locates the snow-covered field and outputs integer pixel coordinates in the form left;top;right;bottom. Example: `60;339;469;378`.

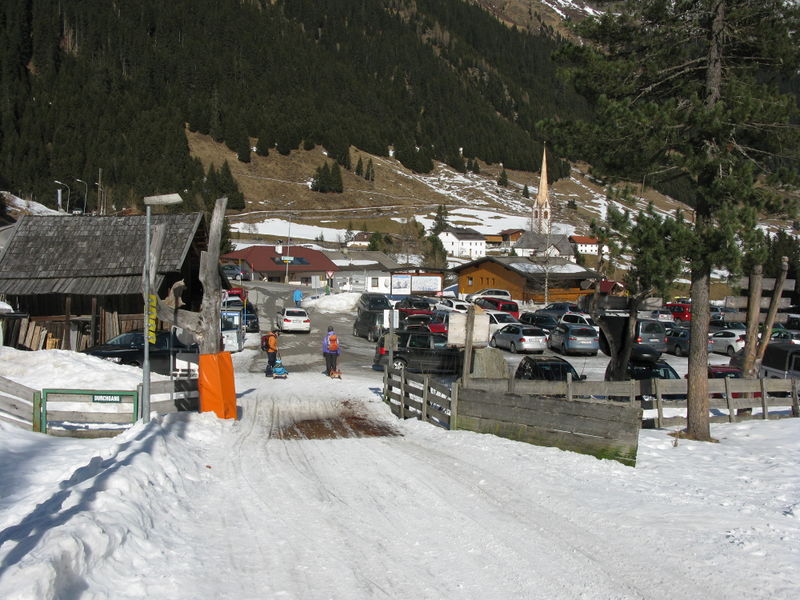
1;333;799;598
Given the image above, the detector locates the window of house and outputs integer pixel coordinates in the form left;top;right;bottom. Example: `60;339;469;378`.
300;277;311;285
468;277;473;286
371;277;379;287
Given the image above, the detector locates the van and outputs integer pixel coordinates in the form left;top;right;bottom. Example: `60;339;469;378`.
357;293;392;314
665;302;692;323
635;319;667;353
352;310;385;342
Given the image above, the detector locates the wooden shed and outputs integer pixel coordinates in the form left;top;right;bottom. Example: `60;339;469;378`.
0;213;206;351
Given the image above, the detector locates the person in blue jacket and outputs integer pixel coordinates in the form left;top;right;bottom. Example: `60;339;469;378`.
292;288;303;307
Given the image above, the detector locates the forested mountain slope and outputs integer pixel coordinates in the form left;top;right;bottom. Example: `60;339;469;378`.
1;0;589;211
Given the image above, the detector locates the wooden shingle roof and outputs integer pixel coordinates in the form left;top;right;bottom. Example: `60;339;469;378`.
0;213;203;295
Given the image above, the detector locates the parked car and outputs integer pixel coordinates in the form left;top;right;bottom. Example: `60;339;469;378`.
353;310;385;342
770;329;800;344
634;319;668;354
559;311;599;333
708;318;747;333
704;365;759;400
627;359;681;381
534;302;580;320
373;331;462;373
514;355;586;381
665;302;692;323
666;326;691;356
276;307;311;333
490;324;547;354
426;310;450;334
519;312;558;334
484;310;521;338
548;323;599;356
474;297;520;319
464;288;512;302
221;264;250;281
760;342;800;378
221;297;259;332
434;298;470;313
644;309;675;323
709;306;737;317
357;292;392;314
395;296;435;319
708;329;747;356
403;314;433;330
82;330;198;375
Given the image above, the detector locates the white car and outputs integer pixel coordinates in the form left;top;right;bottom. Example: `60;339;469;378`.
559;311;600;333
435;298;470;313
464;288;512;302
708;329;746;356
276;307;311;333
484;309;521;338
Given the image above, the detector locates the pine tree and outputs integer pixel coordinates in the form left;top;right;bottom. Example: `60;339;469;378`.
365;159;375;181
355;157;363;177
431;204;449;235
330;161;343;193
551;0;800;441
497;168;508;187
522;185;529;198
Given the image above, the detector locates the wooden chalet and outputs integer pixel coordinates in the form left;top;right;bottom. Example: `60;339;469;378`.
0;213;206;351
453;256;600;303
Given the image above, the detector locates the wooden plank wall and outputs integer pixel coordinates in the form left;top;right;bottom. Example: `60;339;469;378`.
456;382;642;467
0;376;36;429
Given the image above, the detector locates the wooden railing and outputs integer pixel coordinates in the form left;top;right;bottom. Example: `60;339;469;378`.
0;376;39;430
382;369;454;429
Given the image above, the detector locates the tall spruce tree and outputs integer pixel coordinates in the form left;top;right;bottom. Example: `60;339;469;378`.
550;0;800;441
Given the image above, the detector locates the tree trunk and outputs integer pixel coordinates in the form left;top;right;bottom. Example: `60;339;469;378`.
152;197;228;353
686;266;711;440
757;256;789;361
741;264;763;378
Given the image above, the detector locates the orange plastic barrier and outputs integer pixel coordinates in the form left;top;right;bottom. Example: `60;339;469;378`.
198;352;237;419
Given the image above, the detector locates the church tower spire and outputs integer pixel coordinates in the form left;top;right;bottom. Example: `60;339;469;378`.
533;146;551;234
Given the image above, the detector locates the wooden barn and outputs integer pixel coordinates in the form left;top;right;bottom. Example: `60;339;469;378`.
453;256;599;303
0;213;207;351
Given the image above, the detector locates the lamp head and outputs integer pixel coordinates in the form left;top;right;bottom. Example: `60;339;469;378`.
143;193;183;206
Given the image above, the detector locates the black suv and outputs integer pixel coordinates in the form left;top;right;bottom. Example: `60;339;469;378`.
353;310;385;342
373;330;462;374
514;356;586;381
519;312;559;334
357;293;392;314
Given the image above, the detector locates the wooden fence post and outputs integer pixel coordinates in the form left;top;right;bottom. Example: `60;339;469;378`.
654;378;664;428
760;378;769;420
792;378;800;418
398;369;406;420
724;377;735;423
32;391;42;432
450;381;459;430
566;372;572;402
422;375;430;423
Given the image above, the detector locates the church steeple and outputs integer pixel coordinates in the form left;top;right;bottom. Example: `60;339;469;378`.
533;147;551;234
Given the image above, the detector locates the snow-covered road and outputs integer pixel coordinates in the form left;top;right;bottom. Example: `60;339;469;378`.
1;344;799;599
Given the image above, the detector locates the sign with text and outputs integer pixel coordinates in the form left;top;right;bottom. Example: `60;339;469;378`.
383;309;400;329
147;294;157;344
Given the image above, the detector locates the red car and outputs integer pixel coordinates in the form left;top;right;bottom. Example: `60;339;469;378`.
426;311;450;334
474;297;520;319
665;302;692;323
396;296;435;319
689;365;760;399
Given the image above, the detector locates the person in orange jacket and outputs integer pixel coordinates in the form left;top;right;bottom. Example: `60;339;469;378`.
261;330;280;376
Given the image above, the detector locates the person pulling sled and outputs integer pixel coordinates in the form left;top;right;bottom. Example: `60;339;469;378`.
322;325;342;378
261;330;280;377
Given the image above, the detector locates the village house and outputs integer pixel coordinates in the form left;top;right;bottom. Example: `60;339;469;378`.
438;226;486;259
453;256;599;303
321;250;400;293
513;232;576;261
569;235;606;257
222;245;338;287
345;231;372;248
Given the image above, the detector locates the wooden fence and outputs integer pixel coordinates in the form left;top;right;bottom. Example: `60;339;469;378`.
0;375;198;437
382;371;800;467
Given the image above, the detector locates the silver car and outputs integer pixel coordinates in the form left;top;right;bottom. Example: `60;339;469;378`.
490;324;547;354
548;323;599;356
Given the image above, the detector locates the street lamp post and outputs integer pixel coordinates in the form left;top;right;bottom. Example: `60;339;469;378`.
141;193;183;422
76;179;89;214
54;180;71;213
